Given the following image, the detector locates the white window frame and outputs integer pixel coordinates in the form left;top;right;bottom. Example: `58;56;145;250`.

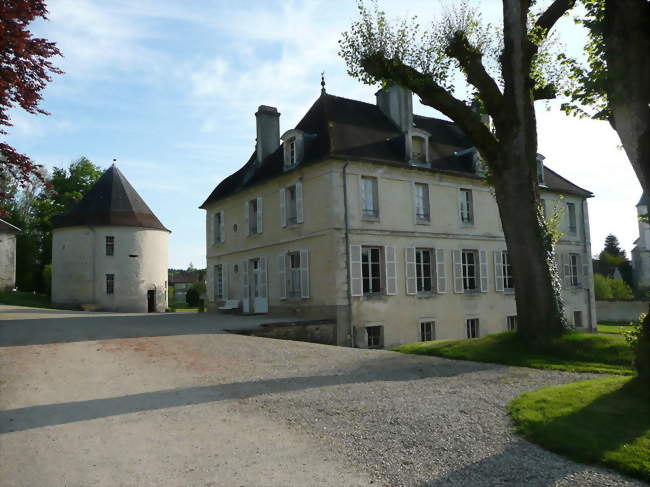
494;250;514;292
413;182;430;223
287;251;301;298
213;211;224;244
506;315;517;331
361;246;383;295
461;249;478;292
281;129;304;170
245;197;263;235
420;319;436;341
566;253;581;288
466;318;480;339
214;264;224;300
415;248;434;295
567;202;577;234
281;182;303;227
360;176;379;220
459;188;474;226
365;324;383;349
278;249;309;299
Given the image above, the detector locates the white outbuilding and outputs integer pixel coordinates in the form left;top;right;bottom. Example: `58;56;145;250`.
0;218;20;291
51;164;170;312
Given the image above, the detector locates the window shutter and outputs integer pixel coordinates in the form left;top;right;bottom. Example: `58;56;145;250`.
385;245;397;296
280;188;287;227
412;183;418;224
458;191;466;222
296;181;304;224
242;261;249;312
350;245;362;297
207;213;213;245
479;250;488;293
300;248;310;298
582;254;589;289
494;250;504;292
562;253;571;288
359;177;367;216
405;247;416;295
256;197;263;233
436;248;447;293
207;264;214;302
453;250;463;293
223;263;228;300
244;201;250;236
219;211;225;243
259;256;267;298
576;253;583;287
277;254;287;299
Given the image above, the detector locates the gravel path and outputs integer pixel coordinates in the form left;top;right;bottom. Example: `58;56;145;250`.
0;308;645;486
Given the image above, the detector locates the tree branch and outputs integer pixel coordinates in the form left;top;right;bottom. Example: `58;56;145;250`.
360;53;500;163
446;32;504;120
531;0;576;52
533;83;557;100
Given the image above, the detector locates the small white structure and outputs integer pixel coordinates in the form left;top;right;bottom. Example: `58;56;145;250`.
51;164;170;312
0;218;20;291
632;193;650;288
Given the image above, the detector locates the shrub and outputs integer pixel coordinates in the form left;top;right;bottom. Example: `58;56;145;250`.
190;281;206;297
610;279;633;300
185;287;199;307
594;273;613;299
594;273;633;300
42;265;52;296
624;313;650;380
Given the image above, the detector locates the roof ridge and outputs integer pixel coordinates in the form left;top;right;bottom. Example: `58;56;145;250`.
543;165;593;196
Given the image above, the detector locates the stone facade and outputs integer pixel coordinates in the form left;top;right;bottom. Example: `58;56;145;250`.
0;219;20;291
632;194;650;288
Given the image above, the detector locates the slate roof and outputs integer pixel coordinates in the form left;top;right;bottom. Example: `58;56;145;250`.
52;165;170;232
0;218;20;233
637;193;648;207
200;92;592;208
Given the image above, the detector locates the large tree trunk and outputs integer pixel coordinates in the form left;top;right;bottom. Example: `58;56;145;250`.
604;0;650;195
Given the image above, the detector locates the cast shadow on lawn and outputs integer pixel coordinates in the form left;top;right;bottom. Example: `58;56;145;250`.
0;356;498;434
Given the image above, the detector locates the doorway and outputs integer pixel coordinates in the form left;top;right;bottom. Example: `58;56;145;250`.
242;257;267;313
147;290;156;313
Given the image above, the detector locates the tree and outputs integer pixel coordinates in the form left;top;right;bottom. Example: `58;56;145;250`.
604;233;624;257
0;0;62;203
340;0;577;342
593;234;633;288
185;287;200;307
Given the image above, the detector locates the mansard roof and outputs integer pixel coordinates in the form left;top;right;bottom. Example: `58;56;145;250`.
0;218;20;233
200;92;592;208
52;165;170;232
637;193;648;207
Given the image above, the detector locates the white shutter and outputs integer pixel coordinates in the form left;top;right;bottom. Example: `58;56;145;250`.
280;188;287;227
256;197;263;233
562;253;571;288
412;183;418;224
223;263;228;300
350;245;363;297
453;249;463;293
458;190;466;223
405;247;416;295
576;253;583;287
207;264;214;302
359;177;367;216
277;254;287;299
207;213;213;245
242;260;249;312
385;245;397;296
300;248;310;298
259;256;267;298
436;248;447;293
219;211;225;243
244;201;250;236
479;250;488;293
296;181;304;224
494;250;504;292
582;254;590;289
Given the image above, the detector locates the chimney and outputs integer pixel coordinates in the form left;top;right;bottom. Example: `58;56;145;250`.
376;84;413;132
255;105;280;164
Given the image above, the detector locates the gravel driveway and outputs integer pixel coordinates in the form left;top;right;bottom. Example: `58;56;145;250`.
0;306;645;486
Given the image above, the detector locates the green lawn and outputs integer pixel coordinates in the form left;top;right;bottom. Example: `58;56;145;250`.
598;322;634;335
0;291;75;310
391;331;634;375
509;376;650;482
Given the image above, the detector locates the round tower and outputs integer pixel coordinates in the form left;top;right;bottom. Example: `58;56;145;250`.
51;165;170;312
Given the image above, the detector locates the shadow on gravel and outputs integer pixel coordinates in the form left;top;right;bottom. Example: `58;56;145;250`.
0;358;498;434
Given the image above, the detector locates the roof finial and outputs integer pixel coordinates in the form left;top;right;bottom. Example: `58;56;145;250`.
112;158;117;167
320;71;326;95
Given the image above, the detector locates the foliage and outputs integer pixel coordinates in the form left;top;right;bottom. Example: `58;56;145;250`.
597;322;633;335
0;0;62;204
593;233;633;288
594;273;633;300
42;264;52;296
509;376;650;482
604;233;625;256
624;313;650;380
392;331;634;375
191;281;206;297
185;287;200;307
0;290;76;310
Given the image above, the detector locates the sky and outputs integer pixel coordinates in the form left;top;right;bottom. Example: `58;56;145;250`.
6;0;642;268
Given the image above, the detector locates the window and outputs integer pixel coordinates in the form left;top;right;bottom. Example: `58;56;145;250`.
411;136;426;162
414;183;430;222
105;236;114;256
537;159;545;184
507;315;517;331
287;251;301;298
246;198;262;234
361;176;379;219
213;212;223;243
416;248;433;293
106;274;114;295
362;246;382;295
567;202;577;233
215;264;223;300
366;326;383;348
286;185;298;225
461;250;478;291
502;251;514;290
459;189;474;225
569;253;580;287
289;139;296;166
466;318;480;338
420;320;435;341
573;310;583;328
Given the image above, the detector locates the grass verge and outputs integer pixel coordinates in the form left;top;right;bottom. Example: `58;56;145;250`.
598;322;633;335
509;376;650;482
0;291;73;310
391;331;634;375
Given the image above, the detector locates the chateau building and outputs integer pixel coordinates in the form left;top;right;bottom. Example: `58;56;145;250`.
51;164;170;312
632;193;650;288
0;218;20;291
201;85;596;348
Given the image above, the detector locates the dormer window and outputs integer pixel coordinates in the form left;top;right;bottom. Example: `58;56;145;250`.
281;129;305;170
408;128;430;166
536;155;546;185
412;136;426;162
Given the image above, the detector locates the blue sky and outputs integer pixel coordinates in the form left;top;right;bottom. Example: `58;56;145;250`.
7;0;642;268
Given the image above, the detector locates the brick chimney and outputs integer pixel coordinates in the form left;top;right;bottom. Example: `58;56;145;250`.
255;105;280;164
376;84;413;132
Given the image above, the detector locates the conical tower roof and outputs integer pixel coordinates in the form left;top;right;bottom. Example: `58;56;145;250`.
52;165;169;232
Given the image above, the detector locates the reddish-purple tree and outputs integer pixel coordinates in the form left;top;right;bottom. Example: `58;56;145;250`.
1;0;62;200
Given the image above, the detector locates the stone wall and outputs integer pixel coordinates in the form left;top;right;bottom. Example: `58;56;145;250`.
233;319;337;345
596;300;648;323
